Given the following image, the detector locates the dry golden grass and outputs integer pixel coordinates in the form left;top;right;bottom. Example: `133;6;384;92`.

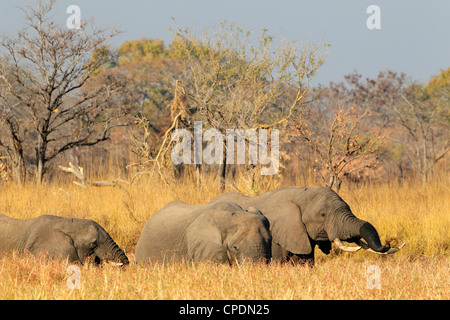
0;171;449;300
0;253;447;299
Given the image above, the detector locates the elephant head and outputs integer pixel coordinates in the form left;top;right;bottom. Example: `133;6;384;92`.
186;203;272;264
50;217;129;265
279;186;403;255
209;186;404;265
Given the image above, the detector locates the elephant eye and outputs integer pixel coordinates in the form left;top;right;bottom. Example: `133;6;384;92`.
232;245;239;252
90;239;98;247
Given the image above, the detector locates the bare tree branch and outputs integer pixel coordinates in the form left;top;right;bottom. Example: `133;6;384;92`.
58;162;148;190
0;0;125;185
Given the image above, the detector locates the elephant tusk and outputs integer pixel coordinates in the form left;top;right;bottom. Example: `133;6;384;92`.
333;238;362;252
357;240;406;254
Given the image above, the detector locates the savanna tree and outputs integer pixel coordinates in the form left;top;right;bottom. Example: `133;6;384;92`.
296;103;383;194
0;0;125;185
170;22;328;190
325;69;449;185
392;70;449;185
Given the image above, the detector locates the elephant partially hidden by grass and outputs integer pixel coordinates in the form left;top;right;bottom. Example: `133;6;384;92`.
135;201;272;264
0;214;129;265
210;186;404;266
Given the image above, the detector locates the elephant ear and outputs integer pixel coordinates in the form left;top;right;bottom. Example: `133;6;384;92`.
186;210;228;263
263;200;312;255
26;216;81;262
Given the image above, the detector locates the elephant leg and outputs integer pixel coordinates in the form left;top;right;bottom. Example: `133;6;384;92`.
287;252;315;267
272;242;315;266
271;242;290;263
288;238;315;267
317;240;332;255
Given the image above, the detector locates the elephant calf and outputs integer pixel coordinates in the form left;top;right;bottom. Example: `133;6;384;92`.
135;201;272;264
0;214;129;265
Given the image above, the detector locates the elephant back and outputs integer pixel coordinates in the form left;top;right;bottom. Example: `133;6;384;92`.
135;201;196;263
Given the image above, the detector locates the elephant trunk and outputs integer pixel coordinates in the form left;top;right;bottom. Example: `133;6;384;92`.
252;249;271;264
240;244;271;264
359;222;390;253
329;209;390;254
96;235;129;266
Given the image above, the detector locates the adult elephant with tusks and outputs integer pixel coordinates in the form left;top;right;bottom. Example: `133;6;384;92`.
210;186;405;266
135;201;272;264
0;214;129;265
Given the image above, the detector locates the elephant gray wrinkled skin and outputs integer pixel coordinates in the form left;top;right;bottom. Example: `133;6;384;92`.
0;214;129;265
135;201;272;264
211;186;403;266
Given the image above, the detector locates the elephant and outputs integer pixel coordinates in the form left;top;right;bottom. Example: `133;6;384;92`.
210;186;404;266
0;214;129;265
135;201;272;264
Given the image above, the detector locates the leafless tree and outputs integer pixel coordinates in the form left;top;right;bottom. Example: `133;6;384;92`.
170;22;327;191
0;0;125;185
326;70;449;185
296;104;383;194
393;86;449;185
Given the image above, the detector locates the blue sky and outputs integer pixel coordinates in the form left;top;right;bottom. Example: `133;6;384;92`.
1;0;449;86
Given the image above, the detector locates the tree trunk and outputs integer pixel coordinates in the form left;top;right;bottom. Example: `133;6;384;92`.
3;117;26;185
334;176;341;194
11;156;26;185
422;133;428;186
36;135;47;186
36;158;44;186
10;138;26;185
218;141;226;192
218;155;226;192
327;174;341;194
